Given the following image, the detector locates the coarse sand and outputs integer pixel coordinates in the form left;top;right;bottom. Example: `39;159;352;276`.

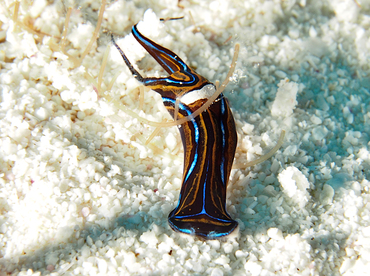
0;0;370;275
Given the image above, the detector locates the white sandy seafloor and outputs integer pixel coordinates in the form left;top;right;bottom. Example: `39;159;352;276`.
1;0;370;275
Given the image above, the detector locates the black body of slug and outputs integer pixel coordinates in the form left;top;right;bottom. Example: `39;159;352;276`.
112;24;238;239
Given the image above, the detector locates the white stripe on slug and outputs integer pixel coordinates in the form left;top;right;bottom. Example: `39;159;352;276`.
180;84;216;105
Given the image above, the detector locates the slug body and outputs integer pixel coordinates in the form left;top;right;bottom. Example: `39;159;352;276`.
112;25;238;239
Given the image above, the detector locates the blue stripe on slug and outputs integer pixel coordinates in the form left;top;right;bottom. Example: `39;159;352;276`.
132;25;189;75
162;97;199;184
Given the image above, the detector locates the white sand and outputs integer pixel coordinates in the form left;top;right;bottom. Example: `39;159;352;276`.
1;0;370;275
